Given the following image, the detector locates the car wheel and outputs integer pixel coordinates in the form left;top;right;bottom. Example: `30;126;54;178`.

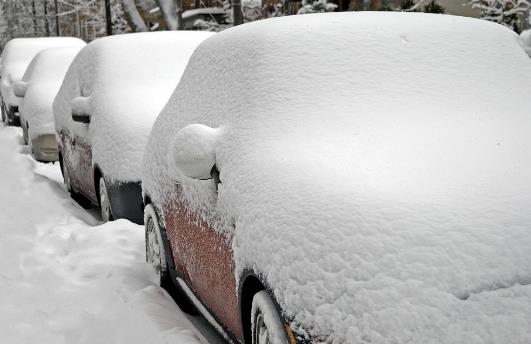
251;290;290;344
1;103;5;124
7;107;19;127
99;177;113;222
145;204;172;289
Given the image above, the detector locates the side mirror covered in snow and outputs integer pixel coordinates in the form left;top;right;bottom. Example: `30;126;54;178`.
171;124;221;180
71;96;91;124
13;81;28;98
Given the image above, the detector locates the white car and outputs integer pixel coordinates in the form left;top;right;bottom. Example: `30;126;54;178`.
0;37;85;125
142;13;531;344
53;31;215;224
15;47;85;162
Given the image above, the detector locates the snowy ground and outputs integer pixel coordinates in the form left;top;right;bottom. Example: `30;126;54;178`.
0;125;224;344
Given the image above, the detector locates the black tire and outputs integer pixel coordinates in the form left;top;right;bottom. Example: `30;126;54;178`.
251;291;290;344
145;204;172;290
98;176;114;222
1;102;5;124
61;154;90;208
144;204;199;315
22;122;29;145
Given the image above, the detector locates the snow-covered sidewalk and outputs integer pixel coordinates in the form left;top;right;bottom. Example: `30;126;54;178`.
0;125;203;344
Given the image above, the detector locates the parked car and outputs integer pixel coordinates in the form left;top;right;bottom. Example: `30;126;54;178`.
15;47;85;162
0;37;85;126
142;13;531;344
53;31;215;224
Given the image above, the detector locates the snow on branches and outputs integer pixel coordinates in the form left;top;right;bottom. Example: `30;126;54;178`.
467;0;530;30
297;0;337;14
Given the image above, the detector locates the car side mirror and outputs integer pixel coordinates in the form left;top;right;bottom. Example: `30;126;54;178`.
13;81;28;98
171;124;221;180
71;96;91;123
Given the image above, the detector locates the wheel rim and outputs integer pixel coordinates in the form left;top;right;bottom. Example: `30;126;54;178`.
146;217;164;280
255;312;272;344
99;178;112;222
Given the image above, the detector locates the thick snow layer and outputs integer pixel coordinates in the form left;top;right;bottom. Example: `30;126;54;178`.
19;47;85;141
519;29;531;57
53;31;215;183
0;38;85;107
0;125;205;344
143;12;531;343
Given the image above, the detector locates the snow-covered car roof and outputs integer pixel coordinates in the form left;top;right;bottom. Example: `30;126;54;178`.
143;12;531;343
53;31;215;183
20;47;84;141
0;37;85;106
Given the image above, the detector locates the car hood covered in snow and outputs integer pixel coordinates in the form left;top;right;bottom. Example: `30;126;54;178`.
53;31;215;183
0;37;85;107
143;13;531;343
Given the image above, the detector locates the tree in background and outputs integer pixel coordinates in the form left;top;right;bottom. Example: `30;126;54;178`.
400;0;445;12
297;0;337;13
0;0;48;48
121;0;148;31
467;0;530;31
262;0;285;17
0;0;528;42
155;0;184;29
0;0;130;48
424;0;445;12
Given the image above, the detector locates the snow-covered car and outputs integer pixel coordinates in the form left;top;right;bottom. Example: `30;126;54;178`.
15;47;85;162
53;31;215;224
0;37;85;126
142;13;531;344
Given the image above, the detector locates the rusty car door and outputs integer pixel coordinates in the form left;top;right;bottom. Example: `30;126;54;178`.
163;185;243;340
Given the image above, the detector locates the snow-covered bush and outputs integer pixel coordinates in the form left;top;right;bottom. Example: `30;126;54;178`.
297;0;337;13
467;0;530;30
262;1;285;17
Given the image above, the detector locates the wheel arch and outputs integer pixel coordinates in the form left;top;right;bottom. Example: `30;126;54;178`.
143;194;152;207
239;271;267;344
58;150;64;177
239;270;302;344
93;164;103;205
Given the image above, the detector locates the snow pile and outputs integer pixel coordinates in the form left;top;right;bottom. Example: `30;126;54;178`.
53;31;215;183
19;47;85;141
0;125;204;344
0;38;85;108
143;12;531;343
519;29;531;57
